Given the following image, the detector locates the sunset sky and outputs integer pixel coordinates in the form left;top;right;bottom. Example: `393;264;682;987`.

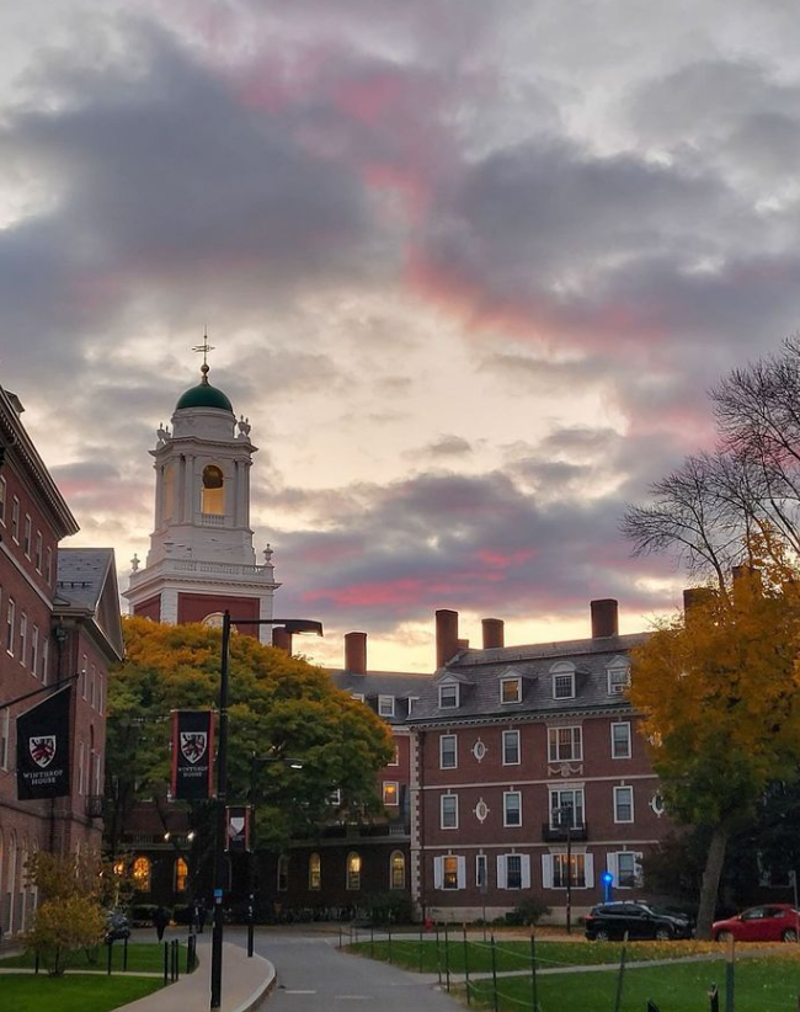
2;0;799;671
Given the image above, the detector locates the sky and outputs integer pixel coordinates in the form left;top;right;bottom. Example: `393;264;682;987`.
2;0;800;671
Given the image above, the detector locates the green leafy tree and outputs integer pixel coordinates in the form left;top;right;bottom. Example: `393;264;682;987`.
105;618;394;856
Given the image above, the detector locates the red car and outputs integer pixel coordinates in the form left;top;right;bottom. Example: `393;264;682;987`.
712;905;800;943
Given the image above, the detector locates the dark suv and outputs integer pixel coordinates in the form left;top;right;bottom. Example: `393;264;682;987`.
585;902;693;941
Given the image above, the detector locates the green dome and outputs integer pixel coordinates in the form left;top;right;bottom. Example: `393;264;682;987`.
175;380;233;413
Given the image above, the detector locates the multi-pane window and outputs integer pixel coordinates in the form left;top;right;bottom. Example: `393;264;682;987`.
277;854;289;891
346;852;361;890
6;598;15;655
553;853;586;888
35;532;42;573
476;854;488;890
390;851;405;890
23;515;31;558
18;613;27;666
503;730;520;765
503;791;522;827
388;743;400;766
11;496;19;542
617;852;637;887
440;734;457;769
378;695;395;717
553;672;575;699
607;666;631;695
506;854;523;889
614;786;634;823
132;856;152;892
550;788;584;829
175;857;188;892
30;625;38;676
501;677;521;704
0;476;5;523
441;794;458;829
611;722;631;759
383;781;399;806
548;726;582;762
439;684;459;708
442;855;459;890
309;853;321;891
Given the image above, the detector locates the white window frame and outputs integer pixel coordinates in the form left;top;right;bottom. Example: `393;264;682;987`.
6;598;15;656
500;677;521;704
440;734;458;770
34;531;42;573
548;725;583;762
434;854;466;891
406;696;418;715
549;788;585;830
497;853;530;890
390;850;405;890
383;781;400;806
11;496;19;542
502;729;520;766
614;785;634;824
607;664;631;695
553;673;575;699
23;515;31;558
18;612;27;667
387;742;400;767
611;851;643;889
378;694;395;717
30;625;38;677
350;692;365;702
475;853;488;890
328;788;342;806
611;722;631;759
503;790;522;828
439;683;459;709
440;793;459;830
546;851;593;889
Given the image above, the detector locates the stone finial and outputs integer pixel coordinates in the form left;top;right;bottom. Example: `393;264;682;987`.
131;553;140;573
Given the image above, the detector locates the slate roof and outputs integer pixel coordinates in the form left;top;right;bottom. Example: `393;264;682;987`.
406;632;650;725
329;669;431;725
56;548;124;660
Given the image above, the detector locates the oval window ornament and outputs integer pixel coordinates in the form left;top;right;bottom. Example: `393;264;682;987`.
472;739;487;762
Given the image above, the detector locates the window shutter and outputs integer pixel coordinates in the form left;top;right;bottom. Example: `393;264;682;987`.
634;852;644;887
457;856;467;890
606;852;618;885
541;854;553;889
497;855;507;890
584;853;595;889
434;856;443;890
521;855;531;889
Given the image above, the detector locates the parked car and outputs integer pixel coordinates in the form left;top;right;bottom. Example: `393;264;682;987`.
712;905;800;943
105;909;131;942
585;902;693;941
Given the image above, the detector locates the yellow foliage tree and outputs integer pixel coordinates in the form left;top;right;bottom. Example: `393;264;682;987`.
630;570;800;938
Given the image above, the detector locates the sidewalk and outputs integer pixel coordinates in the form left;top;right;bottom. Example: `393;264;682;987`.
119;937;274;1012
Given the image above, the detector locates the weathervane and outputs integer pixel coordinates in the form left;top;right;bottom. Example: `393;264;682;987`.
192;330;216;382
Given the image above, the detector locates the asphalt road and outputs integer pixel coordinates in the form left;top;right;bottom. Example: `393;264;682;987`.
229;928;461;1011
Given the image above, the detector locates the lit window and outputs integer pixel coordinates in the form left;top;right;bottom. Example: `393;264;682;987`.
23;515;31;558
383;781;399;806
378;695;395;717
175;857;188;893
503;791;522;827
309;853;321;891
132;856;152;892
553;853;586;888
439;683;459;708
548;726;582;762
502;730;520;765
346;852;361;891
390;851;405;890
201;465;225;515
614;786;634;823
500;678;521;704
607;666;631;695
277;854;289;892
440;734;457;769
441;794;458;829
611;722;631;759
442;855;459;890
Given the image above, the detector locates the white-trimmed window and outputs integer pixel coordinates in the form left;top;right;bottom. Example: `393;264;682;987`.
18;612;27;666
439;683;459;709
407;696;418;715
388;742;400;766
0;476;6;524
328;788;342;806
30;625;38;677
548;725;582;762
277;854;289;891
309;853;321;891
34;532;42;573
607;663;631;695
500;677;521;704
549;788;584;829
23;515;31;558
440;734;457;769
551;662;576;699
346;851;361;890
611;722;631;759
441;794;459;829
390;850;405;890
91;666;97;709
497;853;530;890
378;694;395;717
11;496;19;542
383;781;399;806
502;730;520;765
476;854;488;890
543;852;593;889
503;791;522;827
434;854;465;890
82;655;88;699
6;598;15;655
609;851;643;888
614;786;634;823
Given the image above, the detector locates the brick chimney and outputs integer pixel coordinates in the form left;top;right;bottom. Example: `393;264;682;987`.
683;587;715;620
272;628;293;654
344;631;367;674
482;618;505;649
436;609;459;668
590;599;618;638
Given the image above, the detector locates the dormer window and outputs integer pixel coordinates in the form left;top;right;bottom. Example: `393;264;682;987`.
351;693;365;702
607;662;631;695
500;677;522;704
378;695;395;717
551;662;576;700
407;696;418;715
439;683;459;709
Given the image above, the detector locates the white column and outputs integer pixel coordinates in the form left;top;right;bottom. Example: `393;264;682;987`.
258;592;274;644
161;589;179;624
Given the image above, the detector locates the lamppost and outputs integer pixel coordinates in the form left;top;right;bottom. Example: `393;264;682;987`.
551;804;576;935
210;612;322;1011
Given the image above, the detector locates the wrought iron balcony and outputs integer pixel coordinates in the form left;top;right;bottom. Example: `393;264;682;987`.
542;821;588;842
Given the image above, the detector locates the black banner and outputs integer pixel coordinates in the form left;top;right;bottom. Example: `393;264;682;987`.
17;685;72;800
171;710;214;800
225;806;251;852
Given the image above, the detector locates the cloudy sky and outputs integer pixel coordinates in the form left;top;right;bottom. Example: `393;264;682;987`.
2;0;799;671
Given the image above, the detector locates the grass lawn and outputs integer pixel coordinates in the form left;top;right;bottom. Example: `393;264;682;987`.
0;973;163;1012
464;958;800;1012
0;942;173;973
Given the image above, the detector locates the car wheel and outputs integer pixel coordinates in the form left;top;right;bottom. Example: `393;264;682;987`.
595;928;611;942
716;930;733;943
782;929;798;943
654;927;673;941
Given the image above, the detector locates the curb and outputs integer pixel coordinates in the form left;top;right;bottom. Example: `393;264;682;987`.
229;952;276;1012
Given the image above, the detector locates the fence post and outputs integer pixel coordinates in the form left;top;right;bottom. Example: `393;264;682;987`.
436;922;442;987
444;921;450;993
163;941;169;986
613;931;628;1012
531;933;538;1012
107;939;113;976
123;935;128;972
463;923;471;1007
708;984;720;1012
491;934;499;1012
725;937;735;1012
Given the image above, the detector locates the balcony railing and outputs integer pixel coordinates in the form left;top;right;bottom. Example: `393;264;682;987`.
542;821;588;842
86;796;105;818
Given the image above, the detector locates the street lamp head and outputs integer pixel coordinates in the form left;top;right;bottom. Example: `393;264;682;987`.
276;619;324;637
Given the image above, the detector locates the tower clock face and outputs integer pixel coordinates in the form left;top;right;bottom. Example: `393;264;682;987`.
202;612;225;629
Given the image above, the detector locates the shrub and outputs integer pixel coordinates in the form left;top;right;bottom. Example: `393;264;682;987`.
504;898;551;927
131;903;160;925
172;903;193;925
26;897;106;976
365;892;414;925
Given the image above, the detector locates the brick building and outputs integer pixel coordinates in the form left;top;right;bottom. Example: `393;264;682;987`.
0;384;123;936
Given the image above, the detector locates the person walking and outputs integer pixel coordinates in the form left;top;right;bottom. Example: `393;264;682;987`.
197;897;208;934
153;905;171;942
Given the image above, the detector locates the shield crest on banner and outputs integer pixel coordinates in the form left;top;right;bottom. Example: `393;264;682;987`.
29;735;56;769
180;731;208;764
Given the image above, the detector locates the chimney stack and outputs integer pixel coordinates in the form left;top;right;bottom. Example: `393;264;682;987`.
482;618;505;649
683;587;715;628
590;599;619;638
436;609;459;668
272;628;293;654
344;631;367;674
